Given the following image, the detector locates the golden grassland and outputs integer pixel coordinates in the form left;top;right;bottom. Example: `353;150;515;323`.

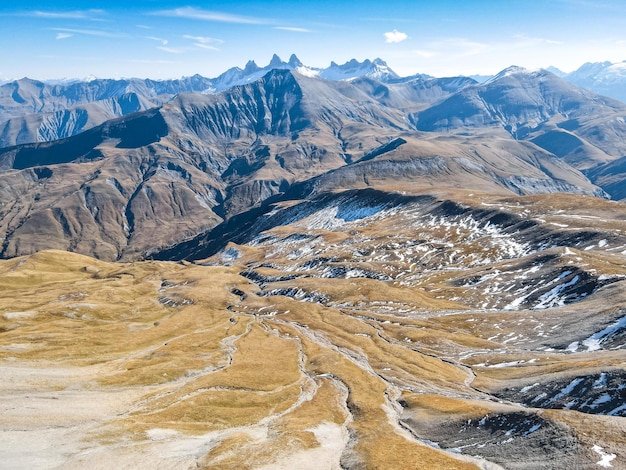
0;250;483;468
2;187;626;469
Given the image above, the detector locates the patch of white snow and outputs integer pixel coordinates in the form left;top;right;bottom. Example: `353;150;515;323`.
593;445;616;468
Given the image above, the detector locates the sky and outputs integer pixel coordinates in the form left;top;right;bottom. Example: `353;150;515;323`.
1;0;626;81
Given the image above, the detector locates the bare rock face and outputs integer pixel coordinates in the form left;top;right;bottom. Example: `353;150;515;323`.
1;67;626;261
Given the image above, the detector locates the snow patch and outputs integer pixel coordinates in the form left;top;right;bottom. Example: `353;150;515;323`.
581;316;626;352
533;275;580;309
593;445;616;468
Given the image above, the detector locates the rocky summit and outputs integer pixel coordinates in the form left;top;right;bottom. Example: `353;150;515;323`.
0;58;625;470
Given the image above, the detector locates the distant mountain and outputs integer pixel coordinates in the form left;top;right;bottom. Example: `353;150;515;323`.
0;68;614;261
0;75;215;148
210;53;318;92
0;70;406;259
0;92;154;147
0;54;420;148
545;66;566;78
0;75;214;123
411;66;626;172
319;58;400;82
467;74;493;83
564;60;626;103
212;55;415;91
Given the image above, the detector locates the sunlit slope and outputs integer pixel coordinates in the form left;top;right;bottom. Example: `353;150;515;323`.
2;189;625;468
0;250;477;469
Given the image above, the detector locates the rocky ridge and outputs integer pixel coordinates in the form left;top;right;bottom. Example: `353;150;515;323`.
1;66;626;261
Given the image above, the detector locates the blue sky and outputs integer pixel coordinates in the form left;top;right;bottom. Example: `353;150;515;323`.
1;1;626;80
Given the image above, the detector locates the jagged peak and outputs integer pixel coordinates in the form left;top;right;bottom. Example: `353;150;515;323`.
228;68;299;90
268;54;284;68
243;60;260;74
288;54;303;68
348;58;366;67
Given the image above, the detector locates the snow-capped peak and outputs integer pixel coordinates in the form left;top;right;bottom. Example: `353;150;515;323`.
485;65;544;84
319;57;399;82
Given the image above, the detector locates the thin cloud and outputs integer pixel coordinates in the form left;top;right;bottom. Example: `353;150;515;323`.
194;43;220;51
274;26;312;33
56;33;74;40
50;28;126;39
152;7;269;25
183;35;224;45
385;29;408;44
146;36;169;46
32;9;106;20
158;46;187;54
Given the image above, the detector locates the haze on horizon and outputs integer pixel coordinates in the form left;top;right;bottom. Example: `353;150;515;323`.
1;0;625;81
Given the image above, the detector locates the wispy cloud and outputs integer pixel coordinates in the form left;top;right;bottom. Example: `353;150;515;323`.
55;33;74;40
50;28;126;39
384;29;408;44
146;36;169;46
183;35;224;45
32;9;106;20
158;46;187;54
152;7;269;25
181;35;223;51
274;26;312;33
194;44;220;51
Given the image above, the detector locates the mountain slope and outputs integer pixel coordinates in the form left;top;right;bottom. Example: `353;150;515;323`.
0;68;620;261
0;75;214;122
0;70;410;260
2;187;625;467
412;67;626;172
0;92;154;148
565;60;626;103
586;155;626;201
0;55;415;148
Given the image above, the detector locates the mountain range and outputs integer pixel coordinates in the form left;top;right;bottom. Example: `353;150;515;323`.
1;53;626;469
563;60;626;103
0;55;414;148
4;55;626;151
1;58;626;261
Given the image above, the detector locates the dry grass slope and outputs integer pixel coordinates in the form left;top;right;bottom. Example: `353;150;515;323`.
1;189;625;469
